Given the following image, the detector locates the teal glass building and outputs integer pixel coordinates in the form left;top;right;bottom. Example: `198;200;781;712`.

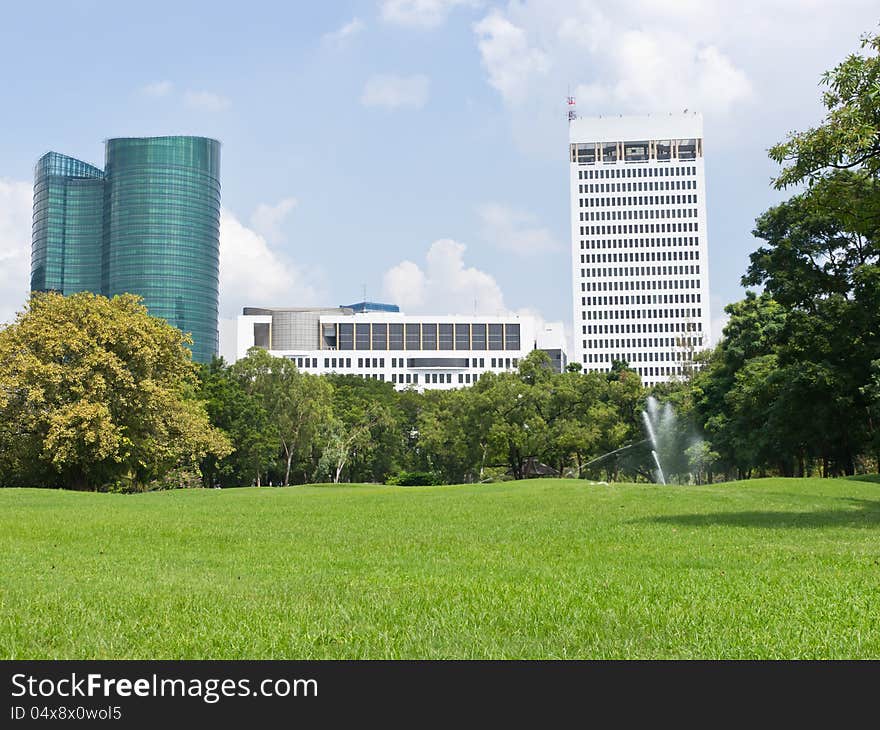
30;136;221;362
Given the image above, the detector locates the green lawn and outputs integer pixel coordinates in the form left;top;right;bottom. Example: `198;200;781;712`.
1;478;879;659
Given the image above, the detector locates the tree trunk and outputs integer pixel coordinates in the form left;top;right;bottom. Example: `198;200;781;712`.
284;450;293;486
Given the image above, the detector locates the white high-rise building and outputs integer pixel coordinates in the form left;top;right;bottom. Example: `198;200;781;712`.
568;112;711;386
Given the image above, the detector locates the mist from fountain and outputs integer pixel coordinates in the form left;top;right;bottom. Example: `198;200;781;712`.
582;396;705;484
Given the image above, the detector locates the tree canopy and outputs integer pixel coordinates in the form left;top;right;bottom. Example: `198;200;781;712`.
0;292;230;490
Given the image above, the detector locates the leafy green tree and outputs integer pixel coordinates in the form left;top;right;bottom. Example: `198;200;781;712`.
770;30;880;188
416;388;485;483
199;358;276;486
231;349;334;485
320;375;401;483
0;292;230;490
691;295;786;478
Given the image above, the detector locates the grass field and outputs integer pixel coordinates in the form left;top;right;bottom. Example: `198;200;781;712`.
1;478;879;659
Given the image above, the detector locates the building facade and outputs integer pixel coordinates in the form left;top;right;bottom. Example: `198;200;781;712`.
30;136;221;362
228;305;567;390
569;113;710;386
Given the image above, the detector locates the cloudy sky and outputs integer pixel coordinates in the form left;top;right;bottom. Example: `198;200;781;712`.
1;1;877;345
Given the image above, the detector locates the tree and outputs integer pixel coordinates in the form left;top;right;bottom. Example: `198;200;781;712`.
319;375;401;483
231;349;334;486
199;358;277;487
0;292;230;490
770;30;880;188
691;294;786;478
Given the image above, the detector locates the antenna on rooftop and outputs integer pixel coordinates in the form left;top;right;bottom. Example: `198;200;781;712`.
566;88;576;123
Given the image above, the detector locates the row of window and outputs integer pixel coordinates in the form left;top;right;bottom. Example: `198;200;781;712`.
389;357;518;369
582;265;700;278
394;372;485;386
579;222;699;234
582;194;697;207
584;307;703;321
579;305;705;328
578;236;701;251
585;322;700;334
585;336;702;349
585;364;699;381
577;165;698;179
586;350;696;363
578;180;696;194
583;208;698;222
581;251;699;264
580;294;702;314
326;322;521;351
582;279;702;292
291;355;520;371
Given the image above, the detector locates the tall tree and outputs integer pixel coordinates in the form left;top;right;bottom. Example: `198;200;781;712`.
0;292;230;490
199;358;277;487
231;349;334;486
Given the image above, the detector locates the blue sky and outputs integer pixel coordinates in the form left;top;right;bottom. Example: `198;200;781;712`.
1;1;878;345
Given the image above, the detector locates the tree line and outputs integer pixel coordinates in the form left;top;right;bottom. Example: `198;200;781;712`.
197;349;650;488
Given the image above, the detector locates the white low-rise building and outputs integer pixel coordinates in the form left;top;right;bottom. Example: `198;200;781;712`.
225;302;567;390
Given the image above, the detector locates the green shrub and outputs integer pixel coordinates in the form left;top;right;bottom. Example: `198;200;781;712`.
385;470;441;486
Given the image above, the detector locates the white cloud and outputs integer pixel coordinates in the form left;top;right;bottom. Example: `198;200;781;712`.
323;18;365;46
382;239;507;315
478;202;560;256
473;2;754;116
140;80;173;97
219;208;323;316
361;74;430;109
250;197;298;242
184;90;232;112
473;11;550;105
577;29;752;114
380;0;474;29
0;179;33;326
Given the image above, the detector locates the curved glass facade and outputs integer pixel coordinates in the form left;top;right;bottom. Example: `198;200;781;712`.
31;152;105;293
29;137;221;362
105;137;221;362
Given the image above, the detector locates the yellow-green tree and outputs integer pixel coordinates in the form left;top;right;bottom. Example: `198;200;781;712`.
0;292;231;490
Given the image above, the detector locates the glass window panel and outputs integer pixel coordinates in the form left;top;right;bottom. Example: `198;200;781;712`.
371;322;387;350
488;324;503;350
438;323;454;350
389;323;404;350
405;323;420;350
422;323;437;350
505;324;520;350
471;323;487;350
355;323;370;350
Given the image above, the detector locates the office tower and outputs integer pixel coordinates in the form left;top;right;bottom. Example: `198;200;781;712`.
569;112;710;386
31;136;221;362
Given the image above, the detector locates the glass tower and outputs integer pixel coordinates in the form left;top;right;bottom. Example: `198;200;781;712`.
30;136;221;362
31;152;106;294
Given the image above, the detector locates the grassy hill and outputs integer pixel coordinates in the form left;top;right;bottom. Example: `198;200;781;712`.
1;478;878;659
